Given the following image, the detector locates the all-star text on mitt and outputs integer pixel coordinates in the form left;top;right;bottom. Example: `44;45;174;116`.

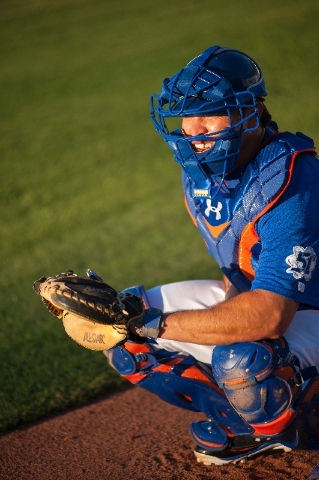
33;270;164;351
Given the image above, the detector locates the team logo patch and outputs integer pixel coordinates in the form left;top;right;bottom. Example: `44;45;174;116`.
205;199;223;220
285;246;317;281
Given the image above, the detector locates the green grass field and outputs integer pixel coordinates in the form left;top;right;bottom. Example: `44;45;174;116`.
1;0;319;432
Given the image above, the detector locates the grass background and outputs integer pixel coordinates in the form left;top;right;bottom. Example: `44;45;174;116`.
1;0;319;432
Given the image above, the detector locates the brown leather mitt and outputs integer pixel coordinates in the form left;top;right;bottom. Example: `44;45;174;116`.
33;270;145;351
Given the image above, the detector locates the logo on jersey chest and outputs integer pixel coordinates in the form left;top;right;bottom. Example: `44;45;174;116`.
204;199;223;221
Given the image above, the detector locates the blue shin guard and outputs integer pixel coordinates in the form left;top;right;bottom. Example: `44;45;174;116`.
105;342;253;450
105;337;319;457
212;338;319;445
194;339;319;465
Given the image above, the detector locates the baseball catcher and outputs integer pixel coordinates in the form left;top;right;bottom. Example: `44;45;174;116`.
34;44;319;466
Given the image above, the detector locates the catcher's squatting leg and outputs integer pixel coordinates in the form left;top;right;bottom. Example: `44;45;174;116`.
105;284;319;465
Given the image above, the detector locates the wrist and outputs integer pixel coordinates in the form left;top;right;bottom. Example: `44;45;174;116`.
128;307;164;339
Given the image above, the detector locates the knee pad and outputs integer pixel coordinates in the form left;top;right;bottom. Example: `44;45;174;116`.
212;338;302;432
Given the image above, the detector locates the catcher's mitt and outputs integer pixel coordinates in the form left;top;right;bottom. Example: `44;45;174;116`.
33;270;160;351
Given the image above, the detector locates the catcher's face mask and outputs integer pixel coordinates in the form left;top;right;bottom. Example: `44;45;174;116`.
150;45;267;199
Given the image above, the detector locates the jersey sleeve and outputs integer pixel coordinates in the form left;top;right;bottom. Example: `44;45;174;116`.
251;152;319;307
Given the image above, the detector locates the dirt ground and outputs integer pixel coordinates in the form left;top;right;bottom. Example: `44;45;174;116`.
0;386;318;480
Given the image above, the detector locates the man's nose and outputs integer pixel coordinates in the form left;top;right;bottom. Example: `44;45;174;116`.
182;117;207;136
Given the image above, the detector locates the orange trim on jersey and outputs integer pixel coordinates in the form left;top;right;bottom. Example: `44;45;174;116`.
238;148;317;281
251;409;296;435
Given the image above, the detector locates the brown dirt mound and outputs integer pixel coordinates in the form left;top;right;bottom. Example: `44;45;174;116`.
0;386;318;480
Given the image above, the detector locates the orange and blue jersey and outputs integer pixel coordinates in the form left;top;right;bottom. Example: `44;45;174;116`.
183;123;319;309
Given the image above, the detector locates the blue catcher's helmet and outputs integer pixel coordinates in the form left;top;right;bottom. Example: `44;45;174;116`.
150;45;267;198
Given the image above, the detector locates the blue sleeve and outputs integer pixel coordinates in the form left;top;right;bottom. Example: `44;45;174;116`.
252;153;319;307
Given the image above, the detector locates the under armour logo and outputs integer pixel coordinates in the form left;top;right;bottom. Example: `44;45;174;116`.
204;199;223;220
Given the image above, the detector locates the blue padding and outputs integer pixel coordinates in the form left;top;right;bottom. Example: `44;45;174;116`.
212;341;296;424
106;345;171;375
137;360;252;436
189;420;229;450
106;345;253;436
107;347;137;375
226;376;292;424
176;65;199;89
213;342;274;389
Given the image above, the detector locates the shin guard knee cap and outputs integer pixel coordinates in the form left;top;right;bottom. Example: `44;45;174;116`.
212;342;294;424
213;342;274;388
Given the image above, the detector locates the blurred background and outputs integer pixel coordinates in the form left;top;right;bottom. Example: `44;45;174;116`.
1;0;318;432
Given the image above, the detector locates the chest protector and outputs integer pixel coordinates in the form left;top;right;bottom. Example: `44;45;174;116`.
183;130;317;292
